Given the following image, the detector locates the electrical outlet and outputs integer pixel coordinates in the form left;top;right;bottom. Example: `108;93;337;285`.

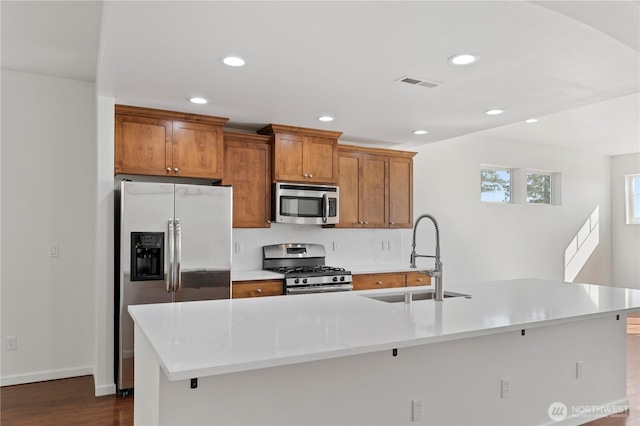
576;361;584;379
7;336;17;351
49;244;59;257
387;241;392;251
501;378;510;398
234;243;243;254
332;241;340;252
381;241;386;251
412;399;423;422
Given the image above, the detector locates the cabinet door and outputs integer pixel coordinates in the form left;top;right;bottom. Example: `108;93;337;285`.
273;133;305;182
405;272;431;287
337;151;363;228
389;156;413;228
172;121;224;179
361;154;389;228
224;136;272;228
304;136;338;184
232;280;283;298
115;114;172;176
352;273;406;290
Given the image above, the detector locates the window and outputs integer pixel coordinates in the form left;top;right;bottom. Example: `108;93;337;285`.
481;167;511;203
526;172;551;204
626;174;640;225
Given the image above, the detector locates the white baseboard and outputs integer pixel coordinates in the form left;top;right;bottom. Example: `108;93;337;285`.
94;382;117;396
0;365;93;387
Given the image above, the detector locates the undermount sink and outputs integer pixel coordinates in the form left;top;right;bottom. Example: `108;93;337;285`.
364;290;471;303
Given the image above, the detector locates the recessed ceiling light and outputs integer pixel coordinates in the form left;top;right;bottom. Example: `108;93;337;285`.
412;130;428;135
189;97;208;104
222;56;245;67
448;54;478;65
317;116;334;122
525;118;538;123
484;109;504;116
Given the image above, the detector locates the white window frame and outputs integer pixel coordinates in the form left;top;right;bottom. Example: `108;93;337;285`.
525;170;561;206
625;174;640;225
481;165;515;204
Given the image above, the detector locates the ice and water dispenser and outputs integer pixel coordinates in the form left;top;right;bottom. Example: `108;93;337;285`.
130;232;164;281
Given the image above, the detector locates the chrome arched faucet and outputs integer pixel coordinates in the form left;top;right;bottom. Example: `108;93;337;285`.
410;214;443;301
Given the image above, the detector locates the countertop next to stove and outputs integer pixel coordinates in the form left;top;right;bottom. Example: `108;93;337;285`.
231;265;417;281
128;278;640;382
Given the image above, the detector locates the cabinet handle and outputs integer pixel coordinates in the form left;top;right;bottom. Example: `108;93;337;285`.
166;167;171;173
174;167;179;173
255;288;262;294
364;221;368;225
417;278;423;282
376;281;382;285
308;174;313;178
266;220;271;224
390;222;395;225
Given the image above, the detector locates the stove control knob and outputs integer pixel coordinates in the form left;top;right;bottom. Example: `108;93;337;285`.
303;278;308;284
332;277;338;282
294;278;300;284
340;276;345;281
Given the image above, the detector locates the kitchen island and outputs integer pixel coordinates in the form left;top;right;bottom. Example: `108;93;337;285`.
129;279;640;425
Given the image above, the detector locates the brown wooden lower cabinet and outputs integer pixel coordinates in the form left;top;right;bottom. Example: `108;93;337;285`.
232;280;284;298
353;272;431;290
353;273;406;290
405;271;431;287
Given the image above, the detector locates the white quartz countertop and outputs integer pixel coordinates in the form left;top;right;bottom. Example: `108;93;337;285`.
129;279;640;382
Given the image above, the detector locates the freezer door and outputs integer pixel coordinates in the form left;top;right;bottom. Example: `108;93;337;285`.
173;184;232;302
117;181;174;391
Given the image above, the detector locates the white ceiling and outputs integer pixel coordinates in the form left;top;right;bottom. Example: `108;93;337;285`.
2;1;639;156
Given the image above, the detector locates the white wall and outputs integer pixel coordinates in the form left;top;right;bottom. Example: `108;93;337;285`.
611;153;640;288
409;133;612;286
0;70;96;385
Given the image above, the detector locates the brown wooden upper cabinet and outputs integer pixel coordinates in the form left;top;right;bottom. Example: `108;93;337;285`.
115;105;228;179
257;124;342;184
223;132;272;228
337;145;415;229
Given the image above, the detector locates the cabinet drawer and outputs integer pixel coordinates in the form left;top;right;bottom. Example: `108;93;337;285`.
232;280;283;298
405;272;431;287
353;273;406;290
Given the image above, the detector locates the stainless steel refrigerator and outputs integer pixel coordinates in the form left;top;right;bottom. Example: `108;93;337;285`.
114;180;232;394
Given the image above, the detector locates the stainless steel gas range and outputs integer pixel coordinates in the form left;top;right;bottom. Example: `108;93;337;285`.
263;243;353;294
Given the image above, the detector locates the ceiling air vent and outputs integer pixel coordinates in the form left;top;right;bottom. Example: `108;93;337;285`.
396;75;442;89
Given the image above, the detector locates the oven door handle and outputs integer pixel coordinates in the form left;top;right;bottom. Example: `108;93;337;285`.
287;284;353;294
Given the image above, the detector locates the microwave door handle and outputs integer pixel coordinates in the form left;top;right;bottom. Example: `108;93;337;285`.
167;219;174;293
323;194;329;224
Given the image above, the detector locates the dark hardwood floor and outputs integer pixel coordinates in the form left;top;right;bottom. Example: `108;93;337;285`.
0;375;132;426
1;313;638;425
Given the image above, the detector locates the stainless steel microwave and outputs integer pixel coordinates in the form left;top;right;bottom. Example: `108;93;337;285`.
274;182;339;225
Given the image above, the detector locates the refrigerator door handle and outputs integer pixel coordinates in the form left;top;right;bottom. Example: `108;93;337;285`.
167;219;174;293
175;218;182;292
